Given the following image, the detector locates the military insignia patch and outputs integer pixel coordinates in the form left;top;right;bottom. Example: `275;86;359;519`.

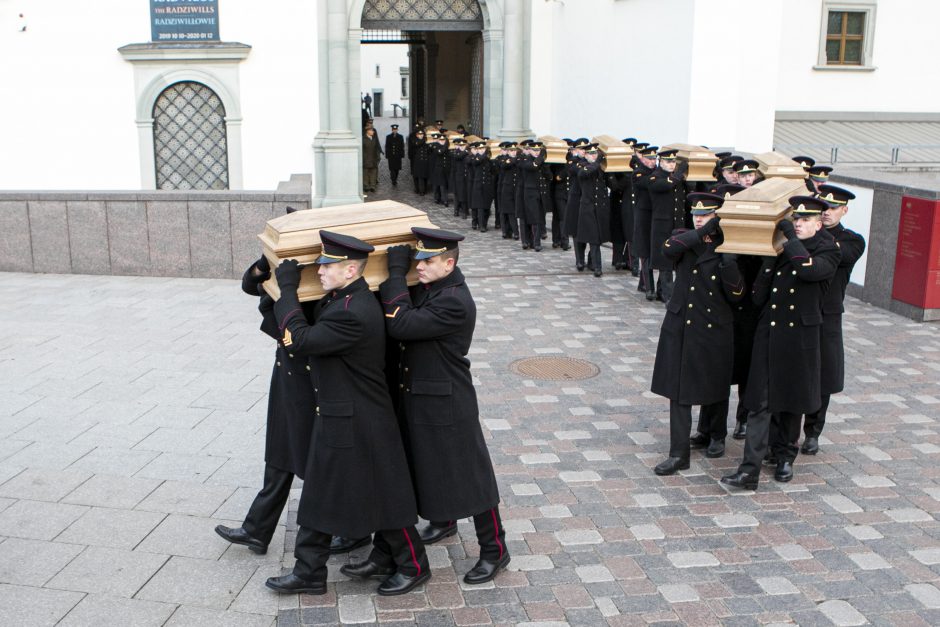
282;328;293;347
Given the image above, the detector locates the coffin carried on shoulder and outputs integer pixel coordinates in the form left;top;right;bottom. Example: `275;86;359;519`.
538;135;568;164
715;177;806;256
592;135;633;172
663;143;718;182
487;138;502;159
259;201;437;301
754;151;807;180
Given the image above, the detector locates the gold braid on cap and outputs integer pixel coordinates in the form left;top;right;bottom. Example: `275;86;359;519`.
319;252;348;260
416;240;447;253
693;200;718;210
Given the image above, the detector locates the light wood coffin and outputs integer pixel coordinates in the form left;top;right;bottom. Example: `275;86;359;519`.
715;177;807;256
465;134;483;144
663;143;718;182
538;135;568;164
754;151;807;180
592;135;633;172
259;201;438;301
487;139;501;159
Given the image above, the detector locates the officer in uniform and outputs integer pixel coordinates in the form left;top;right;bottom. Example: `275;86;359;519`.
428;132;451;206
466;140;494;231
651;193;744;474
385;124;405;187
377;228;509;585
734;159;761;188
564;139;589;268
573;143;611;277
449;137;470;218
721;197;841;489
647;148;686;302
495;142;519;240
548;140;571;250
265;232;430;596
806;165;833;193
632;145;658;296
411;129;430;195
800;184;866;455
515;140;547;252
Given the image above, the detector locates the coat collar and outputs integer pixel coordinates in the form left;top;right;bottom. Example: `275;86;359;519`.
329;276;369;300
421;266;465;294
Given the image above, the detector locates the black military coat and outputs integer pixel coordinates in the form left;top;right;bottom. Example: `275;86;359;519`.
549;163;568;215
631;162;654;257
743;230;841;414
428;142;450;188
573;160;611;245
515;153;546;224
563;157;583;239
274;277;418;538
412;141;430;179
450;149;469;203
731;255;764;385
651;228;745;405
607;172;629;244
241;268;316;480
495;156;517;216
820;223;866;394
616;165;636;244
378;267;500;521
647;168;687;270
467;154;494;210
385;133;405;171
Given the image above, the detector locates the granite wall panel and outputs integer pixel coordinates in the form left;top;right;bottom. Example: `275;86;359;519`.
107;201;151;275
147;201;192;277
0;200;34;272
188;201;233;279
67;201;110;275
28;201;71;273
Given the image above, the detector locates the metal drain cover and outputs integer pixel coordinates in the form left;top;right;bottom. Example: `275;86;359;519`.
510;357;600;381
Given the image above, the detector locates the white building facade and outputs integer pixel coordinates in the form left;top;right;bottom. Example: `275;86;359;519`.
1;0;936;206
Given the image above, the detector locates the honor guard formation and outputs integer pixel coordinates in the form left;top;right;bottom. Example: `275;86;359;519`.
218;121;866;598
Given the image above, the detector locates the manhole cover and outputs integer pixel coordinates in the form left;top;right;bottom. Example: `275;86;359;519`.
510;357;600;381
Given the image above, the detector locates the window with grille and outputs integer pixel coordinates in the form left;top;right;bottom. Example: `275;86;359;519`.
826;11;865;64
152;81;229;190
817;2;876;69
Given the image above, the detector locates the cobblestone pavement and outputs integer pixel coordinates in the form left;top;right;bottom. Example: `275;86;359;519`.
1;158;939;626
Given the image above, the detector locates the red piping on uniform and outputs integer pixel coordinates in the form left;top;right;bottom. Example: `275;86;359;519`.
278;309;302;331
382;291;409;305
402;528;421;575
344;295;352;311
490;509;504;558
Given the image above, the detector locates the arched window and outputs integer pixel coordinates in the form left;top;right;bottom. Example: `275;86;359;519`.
153;81;229;190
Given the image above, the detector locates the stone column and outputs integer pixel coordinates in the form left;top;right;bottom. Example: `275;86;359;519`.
426;37;439;121
312;0;362;207
498;0;531;140
482;28;503;137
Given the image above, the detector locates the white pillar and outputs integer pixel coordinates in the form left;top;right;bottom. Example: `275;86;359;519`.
498;0;531;140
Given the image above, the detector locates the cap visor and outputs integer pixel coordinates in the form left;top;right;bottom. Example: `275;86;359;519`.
315;255;342;264
413;250;442;260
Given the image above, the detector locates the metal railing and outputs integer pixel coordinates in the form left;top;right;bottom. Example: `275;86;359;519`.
773;143;940;166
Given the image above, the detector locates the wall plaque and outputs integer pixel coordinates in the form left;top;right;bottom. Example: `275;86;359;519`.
151;0;220;43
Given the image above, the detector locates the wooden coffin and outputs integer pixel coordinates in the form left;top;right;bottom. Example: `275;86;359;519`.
715;177;807;256
258;201;438;301
592;135;633;172
538;135;568;164
754;151;807;180
465;134;483;144
487;138;502;159
664;143;718;182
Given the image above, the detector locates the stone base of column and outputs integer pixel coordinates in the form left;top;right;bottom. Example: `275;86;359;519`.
312;131;363;207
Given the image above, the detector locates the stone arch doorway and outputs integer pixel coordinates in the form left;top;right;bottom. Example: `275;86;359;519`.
312;0;530;207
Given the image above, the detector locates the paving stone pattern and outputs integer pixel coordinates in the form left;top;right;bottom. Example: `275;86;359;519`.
1;152;939;625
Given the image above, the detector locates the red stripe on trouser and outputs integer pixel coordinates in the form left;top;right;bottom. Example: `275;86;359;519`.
402;528;421;576
490;509;504;558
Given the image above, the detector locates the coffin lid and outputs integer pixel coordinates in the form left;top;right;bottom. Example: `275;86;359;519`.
717;177;807;219
663;143;718;162
754;151;807;179
592;135;633;157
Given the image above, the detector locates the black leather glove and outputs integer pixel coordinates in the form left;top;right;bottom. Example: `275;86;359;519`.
386;245;413;276
700;215;720;236
777;218;797;240
256;255;271;274
275;259;303;293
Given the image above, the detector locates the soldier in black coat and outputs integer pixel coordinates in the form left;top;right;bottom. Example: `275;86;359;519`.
572;144;611;277
548;143;570;250
449;138;470;218
495;143;519;240
515;141;547;252
646;149;687;302
607;170;629;270
411;130;430;195
466;141;494;232
651;194;745;474
799;185;866;455
214;255;318;555
379;228;508;586
428;133;451;206
563;139;588;266
385;124;405;186
265;232;430;597
632;145;658;294
722;197;841;490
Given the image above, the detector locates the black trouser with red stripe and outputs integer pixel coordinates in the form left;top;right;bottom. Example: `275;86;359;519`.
428;507;507;561
295;525;428;582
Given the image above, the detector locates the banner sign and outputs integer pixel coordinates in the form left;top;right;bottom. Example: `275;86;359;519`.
151;0;220;42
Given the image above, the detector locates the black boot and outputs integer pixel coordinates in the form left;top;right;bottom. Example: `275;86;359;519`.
654;457;690;476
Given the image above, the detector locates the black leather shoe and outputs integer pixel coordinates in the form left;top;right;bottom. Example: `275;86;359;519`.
593;268;603;277
654;457;690;476
214;525;266;554
534;245;542;252
774;460;794;482
645;291;656;301
576;263;585;272
265;573;326;595
377;569;431;596
763;453;778;466
732;420;747;440
330;536;371;554
418;523;457;544
463;553;511;584
690;433;709;449
706;438;725;458
340;559;395;580
480;227;488;233
562;245;571;251
801;436;819;455
720;471;759;490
